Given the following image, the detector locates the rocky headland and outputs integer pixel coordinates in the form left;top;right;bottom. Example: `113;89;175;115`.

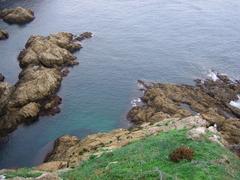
0;32;92;137
0;7;34;24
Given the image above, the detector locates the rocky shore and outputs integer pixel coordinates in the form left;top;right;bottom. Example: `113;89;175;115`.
0;32;92;137
44;115;226;168
41;73;240;170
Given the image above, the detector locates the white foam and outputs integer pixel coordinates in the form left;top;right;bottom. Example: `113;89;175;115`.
207;70;218;81
131;98;142;107
230;95;240;109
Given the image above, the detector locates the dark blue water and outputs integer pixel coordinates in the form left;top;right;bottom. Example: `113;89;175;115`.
0;0;240;168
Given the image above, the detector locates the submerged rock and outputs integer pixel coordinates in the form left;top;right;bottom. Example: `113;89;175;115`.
0;32;92;137
127;74;240;145
0;7;34;24
0;29;8;40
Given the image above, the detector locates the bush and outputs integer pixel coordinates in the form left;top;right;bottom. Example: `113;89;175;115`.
169;146;194;162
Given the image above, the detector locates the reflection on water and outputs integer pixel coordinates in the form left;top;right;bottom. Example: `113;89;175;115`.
1;0;240;168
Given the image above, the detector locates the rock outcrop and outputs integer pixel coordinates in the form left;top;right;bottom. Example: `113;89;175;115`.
0;32;92;137
45;115;226;167
0;29;8;40
127;74;240;145
0;7;34;24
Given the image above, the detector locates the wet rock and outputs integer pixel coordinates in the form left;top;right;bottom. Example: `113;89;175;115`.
45;116;209;167
74;32;93;41
61;68;70;77
40;96;62;116
0;7;34;24
0;73;5;81
0;29;8;40
127;75;240;145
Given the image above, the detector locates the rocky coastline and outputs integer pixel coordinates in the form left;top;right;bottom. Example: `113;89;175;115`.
38;72;240;172
0;32;92;137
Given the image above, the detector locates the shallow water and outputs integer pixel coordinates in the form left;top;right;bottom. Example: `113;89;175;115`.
0;0;240;168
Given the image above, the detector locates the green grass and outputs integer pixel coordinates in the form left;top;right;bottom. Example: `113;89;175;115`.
4;168;42;179
62;129;240;180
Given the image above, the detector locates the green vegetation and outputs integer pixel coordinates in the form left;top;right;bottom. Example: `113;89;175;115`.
4;168;42;179
62;129;240;180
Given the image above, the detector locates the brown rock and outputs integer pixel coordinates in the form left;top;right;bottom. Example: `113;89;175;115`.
18;33;81;68
45;116;208;167
0;7;34;24
128;75;240;145
0;29;8;40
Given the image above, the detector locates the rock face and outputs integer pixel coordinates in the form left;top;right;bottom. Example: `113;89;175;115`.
0;7;34;24
0;32;92;137
0;29;8;40
127;74;240;145
46;116;218;167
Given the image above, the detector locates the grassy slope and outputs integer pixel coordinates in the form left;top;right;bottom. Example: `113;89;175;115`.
62;130;240;180
4;168;42;179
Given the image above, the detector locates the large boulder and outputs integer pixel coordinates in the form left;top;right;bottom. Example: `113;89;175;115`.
0;29;8;40
18;33;81;68
0;7;34;24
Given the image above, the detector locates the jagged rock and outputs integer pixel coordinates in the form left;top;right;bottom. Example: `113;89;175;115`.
74;32;93;41
0;29;8;40
45;116;209;167
127;75;240;145
18;33;81;68
0;32;92;137
0;7;34;24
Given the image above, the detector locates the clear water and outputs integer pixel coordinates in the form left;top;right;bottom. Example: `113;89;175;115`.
0;0;240;168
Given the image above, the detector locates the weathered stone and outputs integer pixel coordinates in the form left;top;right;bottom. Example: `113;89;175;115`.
0;7;34;24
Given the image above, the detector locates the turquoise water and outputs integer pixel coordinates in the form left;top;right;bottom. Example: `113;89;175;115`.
0;0;240;168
